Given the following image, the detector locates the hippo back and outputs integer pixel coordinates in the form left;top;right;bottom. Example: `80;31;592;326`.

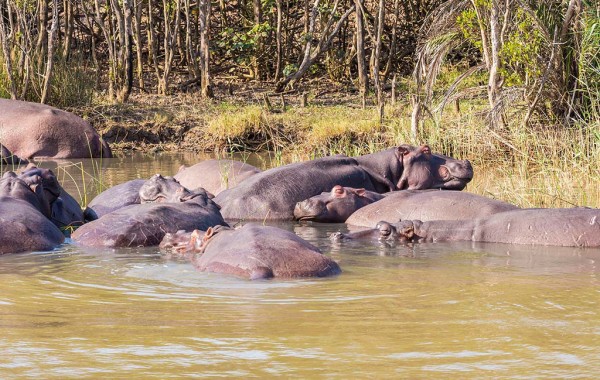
0;197;65;254
88;179;146;218
346;190;518;228
72;196;226;248
0;99;111;159
174;159;261;195
193;224;341;279
214;156;377;221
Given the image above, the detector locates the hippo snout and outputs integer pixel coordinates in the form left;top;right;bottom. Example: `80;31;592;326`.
294;199;326;221
330;232;346;242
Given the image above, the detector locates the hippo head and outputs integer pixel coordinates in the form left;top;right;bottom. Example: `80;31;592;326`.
160;229;204;254
18;164;62;203
139;174;211;203
0;172;52;217
294;185;379;223
330;221;414;244
396;145;473;190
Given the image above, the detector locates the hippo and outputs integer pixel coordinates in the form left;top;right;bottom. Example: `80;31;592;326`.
161;224;342;280
0;175;64;254
294;185;385;223
71;191;227;248
18;165;90;231
345;190;518;227
139;174;213;203
332;208;600;247
174;159;262;195
87;179;146;218
0;99;111;159
215;145;473;221
1;144;27;165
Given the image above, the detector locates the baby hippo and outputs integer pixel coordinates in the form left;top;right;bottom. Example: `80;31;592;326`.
160;224;342;280
294;185;385;223
333;208;600;248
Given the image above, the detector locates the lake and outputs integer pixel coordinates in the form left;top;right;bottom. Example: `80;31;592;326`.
1;153;599;378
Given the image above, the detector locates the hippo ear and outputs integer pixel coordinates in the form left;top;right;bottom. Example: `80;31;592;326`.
354;188;366;197
396;146;410;157
420;145;432;156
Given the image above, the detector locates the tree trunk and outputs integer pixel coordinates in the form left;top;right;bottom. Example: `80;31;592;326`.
274;0;283;81
354;0;368;108
199;0;213;98
41;0;58;104
372;0;385;106
0;0;17;99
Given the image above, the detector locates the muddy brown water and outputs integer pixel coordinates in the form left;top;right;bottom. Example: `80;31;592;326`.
1;153;600;378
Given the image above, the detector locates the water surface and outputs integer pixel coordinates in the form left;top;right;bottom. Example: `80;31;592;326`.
1;154;599;378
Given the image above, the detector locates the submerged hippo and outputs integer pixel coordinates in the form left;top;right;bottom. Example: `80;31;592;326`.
161;224;341;280
174;159;261;195
18;165;90;231
0;99;111;159
294;185;385;223
333;208;600;247
0;175;64;254
345;190;518;227
71;191;226;248
87;179;146;218
215;145;473;221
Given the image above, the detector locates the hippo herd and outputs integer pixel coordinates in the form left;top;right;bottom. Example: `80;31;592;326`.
0;99;598;280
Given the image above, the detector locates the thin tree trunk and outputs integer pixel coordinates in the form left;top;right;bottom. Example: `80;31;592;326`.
0;0;17;99
372;0;384;106
132;0;145;89
274;0;283;81
199;0;212;97
41;0;58;104
355;0;367;108
487;0;502;126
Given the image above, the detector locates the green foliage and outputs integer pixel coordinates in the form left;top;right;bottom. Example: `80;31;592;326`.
500;9;546;85
577;4;600;122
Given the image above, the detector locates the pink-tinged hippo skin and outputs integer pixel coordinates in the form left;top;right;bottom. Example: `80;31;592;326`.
1;144;27;165
215;145;473;221
0;99;112;159
345;190;518;228
0;175;64;254
174;159;262;196
294;185;385;223
87;179;146;218
333;208;600;248
71;194;227;248
18;165;90;232
163;224;341;280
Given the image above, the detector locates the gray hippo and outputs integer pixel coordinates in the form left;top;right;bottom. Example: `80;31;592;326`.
161;224;341;280
71;190;226;248
345;190;518;227
139;174;214;203
1;144;27;165
87;179;146;218
332;208;600;247
215;145;473;221
294;185;385;223
0;99;111;159
18;165;91;231
0;175;64;254
174;159;261;195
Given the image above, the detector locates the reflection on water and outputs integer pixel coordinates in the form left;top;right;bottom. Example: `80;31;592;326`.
1;153;600;378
